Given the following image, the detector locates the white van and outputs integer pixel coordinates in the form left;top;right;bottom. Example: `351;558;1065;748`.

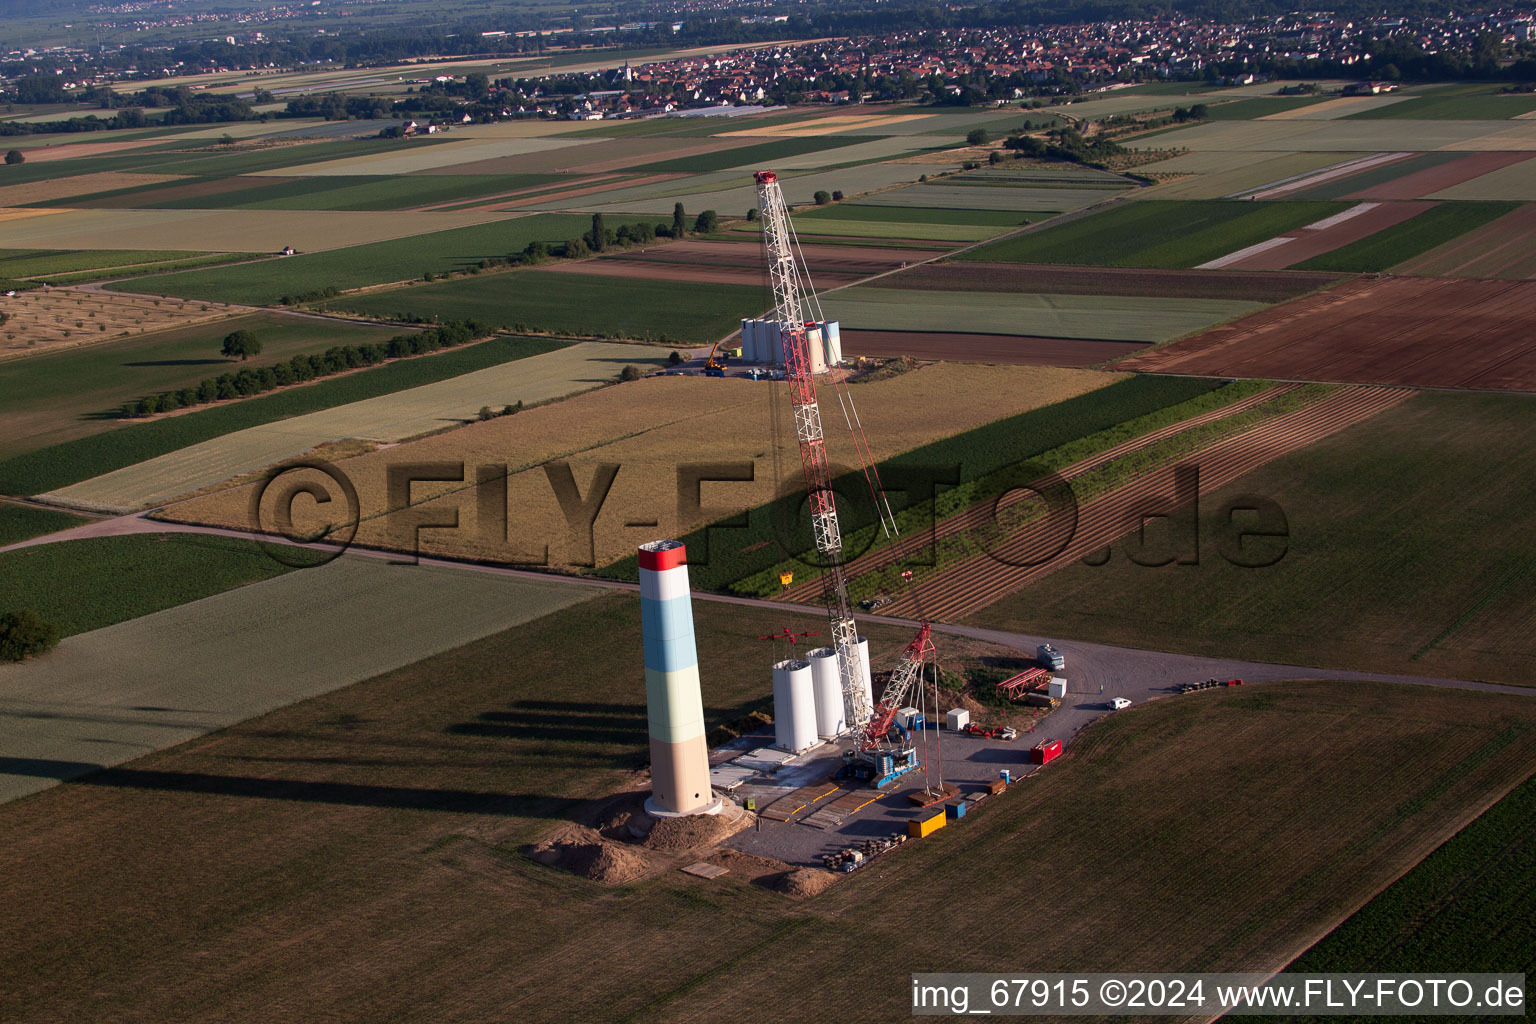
1110;697;1132;710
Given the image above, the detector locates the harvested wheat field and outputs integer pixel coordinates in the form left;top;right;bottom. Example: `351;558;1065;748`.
0;288;242;359
0;173;187;208
159;364;1117;567
42;341;657;513
1122;276;1536;391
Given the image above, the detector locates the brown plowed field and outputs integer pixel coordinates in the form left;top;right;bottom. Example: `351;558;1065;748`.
1121;276;1536;392
421;137;744;176
777;383;1299;606
877;386;1414;622
1394;204;1536;280
1347;151;1536;200
877;262;1342;303
1219;201;1436;271
840;329;1146;365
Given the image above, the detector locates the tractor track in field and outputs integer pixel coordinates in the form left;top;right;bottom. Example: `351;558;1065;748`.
877;384;1415;622
775;381;1303;606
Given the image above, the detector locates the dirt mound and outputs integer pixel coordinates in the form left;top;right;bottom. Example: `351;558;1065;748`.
641;804;748;851
776;867;839;898
708;847;791;886
527;823;655;885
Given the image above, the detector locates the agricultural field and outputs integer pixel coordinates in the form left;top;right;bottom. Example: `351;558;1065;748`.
0;248;254;286
0;313;407;459
0;336;567;498
110;213;655;305
779;202;1036;242
0;501;90;547
873;262;1342;303
816;286;1263;342
1124;276;1536;391
0;288;245;359
954;199;1347;268
1259;775;1536;989
1131;152;1363;201
328;270;766;344
1;602;1530;1024
1345;88;1536;120
1292;201;1517;272
573;238;935;287
858;180;1120;212
1133;117;1536;153
88;174;566;213
970;390;1536;685
0;554;602;804
0;207;523;257
0;533;294;637
44;341;661;513
1394;203;1536;278
1203;201;1438;270
1428;156;1536;200
157;363;1117;569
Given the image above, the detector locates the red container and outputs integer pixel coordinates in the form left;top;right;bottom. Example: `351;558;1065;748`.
1031;738;1062;765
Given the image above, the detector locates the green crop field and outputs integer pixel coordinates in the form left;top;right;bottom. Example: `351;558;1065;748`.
954;199;1349;268
0;501;90;547
856;182;1112;212
817;287;1262;341
0;313;402;460
0;248;229;279
1251;776;1536;1002
1295;201;1519;272
330;270;765;345
110;214;657;305
599;374;1223;592
0;533;295;636
794;204;1031;227
1346;92;1536;120
0;336;567;498
1;600;1530;1024
968;391;1536;686
1203;96;1336;119
627;135;866;174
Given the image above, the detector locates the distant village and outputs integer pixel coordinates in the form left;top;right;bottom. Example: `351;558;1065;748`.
4;8;1535;124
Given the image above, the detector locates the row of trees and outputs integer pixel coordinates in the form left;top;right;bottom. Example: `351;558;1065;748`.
119;321;483;418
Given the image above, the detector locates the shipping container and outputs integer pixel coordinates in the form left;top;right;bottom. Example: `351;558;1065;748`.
946;708;970;731
1032;738;1062;765
987;778;1007;796
908;812;947;838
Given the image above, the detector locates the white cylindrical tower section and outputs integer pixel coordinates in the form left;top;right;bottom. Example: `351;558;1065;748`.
772;658;818;753
740;319;755;363
639;540;721;816
807;646;846;739
855;636;874;721
823;320;841;367
805;323;828;375
768;320;787;367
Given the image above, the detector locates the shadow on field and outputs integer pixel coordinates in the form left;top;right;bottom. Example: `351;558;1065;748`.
446;699;648;751
1;756;105;781
70;766;586;817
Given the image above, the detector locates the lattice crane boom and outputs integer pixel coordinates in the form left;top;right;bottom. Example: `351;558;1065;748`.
754;170;872;734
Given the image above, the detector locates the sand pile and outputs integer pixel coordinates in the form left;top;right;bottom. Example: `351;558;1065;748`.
527;824;654;885
776;868;838;898
642;802;749;851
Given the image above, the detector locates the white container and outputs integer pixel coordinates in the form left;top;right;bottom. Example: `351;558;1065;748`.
807;646;846;738
946;708;970;731
1048;679;1067;699
766;320;786;366
897;706;920;731
772;658;818;753
822;320;841;367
